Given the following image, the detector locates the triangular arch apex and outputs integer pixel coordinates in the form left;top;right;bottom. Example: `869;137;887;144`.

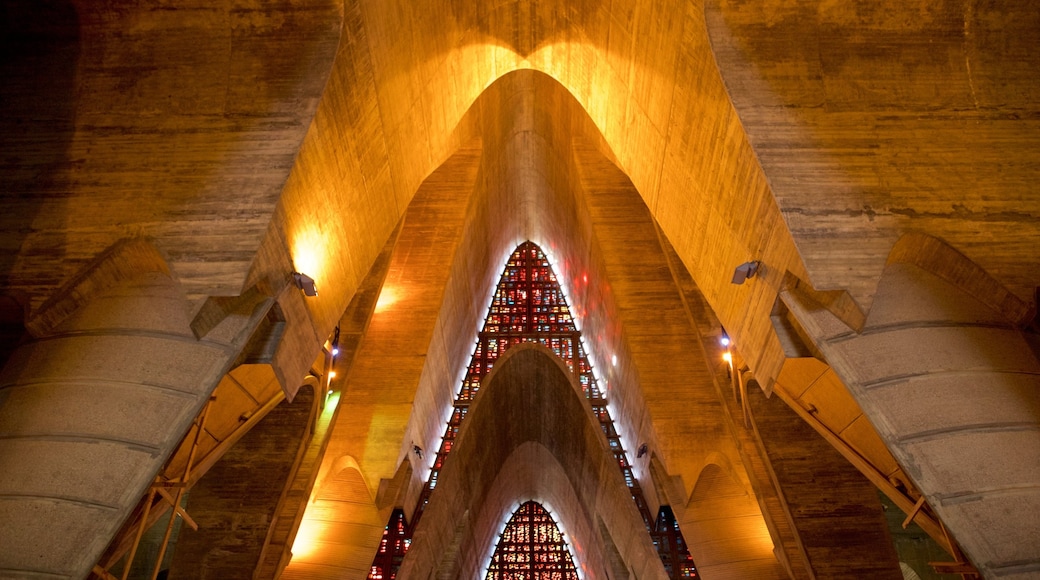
369;239;697;579
484;500;581;580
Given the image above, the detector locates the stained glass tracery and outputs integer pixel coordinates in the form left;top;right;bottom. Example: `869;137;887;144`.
485;501;579;580
366;241;696;579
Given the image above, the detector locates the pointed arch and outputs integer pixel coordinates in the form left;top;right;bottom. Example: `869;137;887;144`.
485;501;580;579
398;345;652;579
685;462;777;579
372;241;695;578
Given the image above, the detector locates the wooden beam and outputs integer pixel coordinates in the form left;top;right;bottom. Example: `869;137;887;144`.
930;562;979;574
902;495;927;529
188;390;286;486
155;487;199;531
120;488;156;580
151;397;214;580
99;389;285;569
151;481;189;488
772;386;953;555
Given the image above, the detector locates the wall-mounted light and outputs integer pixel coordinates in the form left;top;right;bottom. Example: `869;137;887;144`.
731;261;761;285
293;272;318;296
331;325;340;356
720;328;730;347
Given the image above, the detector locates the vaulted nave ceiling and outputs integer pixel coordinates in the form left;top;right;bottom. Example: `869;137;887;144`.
284;72;790;578
6;0;1036;397
1;0;1038;578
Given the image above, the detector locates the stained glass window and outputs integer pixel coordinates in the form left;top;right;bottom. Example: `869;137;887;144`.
485;501;579;580
368;508;409;580
367;242;696;579
653;506;697;578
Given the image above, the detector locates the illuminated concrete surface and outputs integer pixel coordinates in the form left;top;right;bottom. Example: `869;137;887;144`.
1;1;1038;578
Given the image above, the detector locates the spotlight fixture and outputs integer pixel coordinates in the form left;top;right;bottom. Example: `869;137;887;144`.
292;272;318;296
720;328;730;347
637;443;649;459
731;260;761;285
331;325;341;356
413;444;423;460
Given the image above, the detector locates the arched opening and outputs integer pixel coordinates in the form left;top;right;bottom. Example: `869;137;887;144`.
485;501;579;579
369;241;695;578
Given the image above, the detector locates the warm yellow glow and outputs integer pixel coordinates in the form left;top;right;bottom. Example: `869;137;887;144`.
722;351;733;363
290;224;328;292
290;518;323;560
751;511;777;555
328;371;337;379
325;391;340;414
375;285;400;312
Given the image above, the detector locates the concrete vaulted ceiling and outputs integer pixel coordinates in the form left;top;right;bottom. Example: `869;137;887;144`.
285;69;785;578
1;0;1038;578
399;344;663;579
6;0;1035;399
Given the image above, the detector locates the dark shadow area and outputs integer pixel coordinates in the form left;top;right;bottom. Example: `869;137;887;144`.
747;386;904;579
0;295;27;380
0;0;79;287
167;385;315;579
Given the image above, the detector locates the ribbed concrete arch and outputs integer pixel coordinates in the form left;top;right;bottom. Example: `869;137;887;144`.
398;343;665;579
3;2;1040;579
290;69;786;579
271;0;806;397
400;70;654;495
466;443;607;579
402;69;770;519
782;239;1040;578
0;239;275;578
685;462;783;579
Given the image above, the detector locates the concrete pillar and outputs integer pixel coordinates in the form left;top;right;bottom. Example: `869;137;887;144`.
0;243;272;579
783;261;1040;579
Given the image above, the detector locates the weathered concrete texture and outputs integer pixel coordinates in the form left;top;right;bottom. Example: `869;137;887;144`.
0;241;273;579
684;462;789;580
97;364;286;571
168;387;314;579
281;141;484;579
774;358;908;493
287;70;787;579
266;221;400;580
0;0;1038;577
748;387;903;580
785;261;1040;579
0;0;343;308
265;0;810;403
398;344;665;579
705;0;1040;312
